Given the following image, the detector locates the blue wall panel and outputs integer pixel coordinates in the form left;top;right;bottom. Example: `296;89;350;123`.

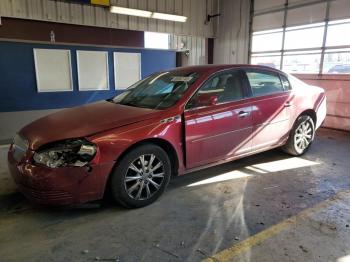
0;41;176;112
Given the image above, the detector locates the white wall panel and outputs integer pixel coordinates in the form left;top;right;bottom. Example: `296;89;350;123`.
82;4;95;25
56;1;70;22
182;0;191;35
116;0;128;29
69;3;83;25
214;0;250;64
114;52;141;89
137;0;148;31
12;0;27;18
147;0;157;32
77;51;109;91
27;0;43;20
169;35;207;65
34;49;73;92
0;0;216;38
174;0;183;35
157;0;166;33
42;0;57;21
128;0;138;30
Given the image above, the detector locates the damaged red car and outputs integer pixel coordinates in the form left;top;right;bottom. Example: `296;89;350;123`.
8;65;327;208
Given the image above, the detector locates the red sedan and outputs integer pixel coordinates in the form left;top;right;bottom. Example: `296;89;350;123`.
8;65;327;208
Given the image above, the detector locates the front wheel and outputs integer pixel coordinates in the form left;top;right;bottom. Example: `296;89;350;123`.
282;115;315;156
110;144;171;208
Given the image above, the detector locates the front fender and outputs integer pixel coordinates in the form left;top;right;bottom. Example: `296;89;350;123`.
87;118;185;191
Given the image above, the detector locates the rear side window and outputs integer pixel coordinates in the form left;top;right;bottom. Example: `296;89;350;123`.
280;75;292;90
246;71;284;96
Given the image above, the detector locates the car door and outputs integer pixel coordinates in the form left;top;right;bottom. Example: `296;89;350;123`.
244;69;293;151
184;69;253;169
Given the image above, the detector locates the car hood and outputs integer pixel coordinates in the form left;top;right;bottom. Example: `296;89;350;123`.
20;101;159;150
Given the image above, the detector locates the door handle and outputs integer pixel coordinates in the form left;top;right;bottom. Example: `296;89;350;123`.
284;102;292;107
238;111;250;118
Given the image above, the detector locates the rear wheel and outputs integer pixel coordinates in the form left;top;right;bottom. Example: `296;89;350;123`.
282;115;315;156
110;144;171;208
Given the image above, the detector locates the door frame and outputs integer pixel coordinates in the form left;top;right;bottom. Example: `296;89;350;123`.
183;68;254;168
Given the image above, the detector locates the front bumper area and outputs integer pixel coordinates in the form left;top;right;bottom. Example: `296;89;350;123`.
8;147;114;206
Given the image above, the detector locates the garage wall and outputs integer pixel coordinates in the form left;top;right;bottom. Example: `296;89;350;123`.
169;35;207;65
0;17;145;47
295;74;350;132
213;0;251;64
0;0;218;38
250;0;350;131
251;0;350;73
0;40;176;142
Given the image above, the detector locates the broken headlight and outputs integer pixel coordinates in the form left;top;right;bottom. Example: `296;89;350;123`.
33;139;97;168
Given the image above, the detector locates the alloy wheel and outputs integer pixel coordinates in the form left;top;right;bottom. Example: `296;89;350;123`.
124;154;165;200
294;119;314;153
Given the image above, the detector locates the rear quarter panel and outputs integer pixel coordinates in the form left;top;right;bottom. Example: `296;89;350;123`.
289;77;326;128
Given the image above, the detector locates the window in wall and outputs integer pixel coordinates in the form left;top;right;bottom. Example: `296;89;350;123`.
252;29;283;52
251;0;350;75
323;49;350;74
326;20;350;47
251;53;281;69
284;23;325;50
282;51;321;74
144;32;170;49
246;71;284;96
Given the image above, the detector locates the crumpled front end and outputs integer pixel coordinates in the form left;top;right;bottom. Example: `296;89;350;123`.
7;136;114;206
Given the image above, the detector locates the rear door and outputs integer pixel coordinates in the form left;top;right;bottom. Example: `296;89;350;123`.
184;69;253;169
244;69;293;151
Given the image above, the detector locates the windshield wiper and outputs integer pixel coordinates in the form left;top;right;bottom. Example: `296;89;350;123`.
119;101;139;107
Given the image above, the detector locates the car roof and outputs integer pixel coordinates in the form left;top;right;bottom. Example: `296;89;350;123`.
169;64;284;76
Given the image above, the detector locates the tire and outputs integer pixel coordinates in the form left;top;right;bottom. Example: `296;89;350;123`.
110;144;171;208
282;115;315;156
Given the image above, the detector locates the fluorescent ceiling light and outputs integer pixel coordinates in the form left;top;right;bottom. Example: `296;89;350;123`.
152;12;187;22
110;6;187;22
110;6;152;18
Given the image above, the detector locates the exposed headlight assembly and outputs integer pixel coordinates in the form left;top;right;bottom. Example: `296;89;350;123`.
33;139;97;168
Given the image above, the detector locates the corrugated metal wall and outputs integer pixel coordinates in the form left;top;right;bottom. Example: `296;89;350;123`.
213;0;251;64
0;0;218;38
169;35;207;65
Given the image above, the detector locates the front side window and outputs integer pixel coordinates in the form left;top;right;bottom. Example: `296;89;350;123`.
187;70;245;109
111;71;198;109
246;71;284;96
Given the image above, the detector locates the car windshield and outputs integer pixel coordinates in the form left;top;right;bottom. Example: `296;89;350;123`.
110;71;198;110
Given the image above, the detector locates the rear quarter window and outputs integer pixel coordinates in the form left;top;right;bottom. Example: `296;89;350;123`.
246;71;284;96
280;75;292;90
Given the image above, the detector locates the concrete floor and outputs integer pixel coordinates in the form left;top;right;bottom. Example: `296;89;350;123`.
0;128;349;262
